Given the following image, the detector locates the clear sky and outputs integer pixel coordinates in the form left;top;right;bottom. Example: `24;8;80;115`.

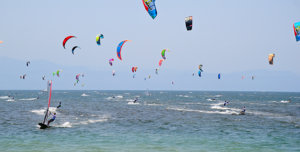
0;0;300;91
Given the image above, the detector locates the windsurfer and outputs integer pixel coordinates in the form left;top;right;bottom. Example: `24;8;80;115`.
47;112;56;126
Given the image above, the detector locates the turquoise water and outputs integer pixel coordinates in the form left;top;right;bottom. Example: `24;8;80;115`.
0;91;299;152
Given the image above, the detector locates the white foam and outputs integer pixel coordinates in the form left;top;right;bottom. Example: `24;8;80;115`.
115;95;123;99
6;99;15;102
106;97;113;100
167;107;239;115
81;93;89;97
74;118;108;125
178;95;190;98
31;107;57;115
210;103;230;110
19;98;37;101
0;96;10;99
184;102;203;105
280;100;291;103
128;101;140;105
56;122;72;128
214;95;222;97
145;103;163;106
206;98;216;101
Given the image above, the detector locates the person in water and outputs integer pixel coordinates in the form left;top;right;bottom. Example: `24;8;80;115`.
241;106;246;114
133;97;138;103
56;102;61;109
47;112;56;126
224;101;229;106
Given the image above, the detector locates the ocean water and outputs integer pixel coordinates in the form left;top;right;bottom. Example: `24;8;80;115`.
0;90;299;152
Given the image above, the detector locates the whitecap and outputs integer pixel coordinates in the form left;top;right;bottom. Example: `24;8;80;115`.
145;103;163;106
128;101;140;105
280;100;291;103
55;122;72;128
206;98;216;101
106;97;113;100
74;118;108;125
115;95;123;99
19;98;38;101
0;96;10;99
31;107;57;115
81;93;89;97
6;99;15;102
167;107;239;115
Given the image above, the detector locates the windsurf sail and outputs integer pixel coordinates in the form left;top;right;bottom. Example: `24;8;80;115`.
42;80;52;125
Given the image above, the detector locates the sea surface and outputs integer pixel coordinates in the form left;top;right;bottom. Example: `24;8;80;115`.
0;90;299;152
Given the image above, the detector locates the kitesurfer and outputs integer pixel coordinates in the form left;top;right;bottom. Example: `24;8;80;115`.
47;112;56;126
57;102;61;109
240;106;246;115
224;101;229;106
133;97;138;103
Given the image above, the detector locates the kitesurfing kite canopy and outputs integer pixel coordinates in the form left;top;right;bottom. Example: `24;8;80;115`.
63;36;76;49
161;49;169;60
117;40;131;60
159;59;164;66
109;58;114;66
72;46;80;55
185;16;193;31
294;22;300;41
142;0;157;19
268;53;275;65
96;34;104;45
131;67;138;72
198;70;202;77
198;64;203;71
218;73;221;79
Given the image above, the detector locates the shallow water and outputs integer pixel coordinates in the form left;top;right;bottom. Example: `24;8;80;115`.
0;90;299;152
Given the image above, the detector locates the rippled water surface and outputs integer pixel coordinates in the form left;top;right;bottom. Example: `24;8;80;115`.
0;90;299;152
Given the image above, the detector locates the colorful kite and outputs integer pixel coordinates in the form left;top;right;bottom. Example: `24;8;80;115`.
117;40;131;60
185;16;193;31
142;0;157;19
293;22;300;41
96;34;104;45
161;49;169;60
268;53;275;65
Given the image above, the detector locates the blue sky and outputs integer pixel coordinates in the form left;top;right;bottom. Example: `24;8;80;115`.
0;0;300;91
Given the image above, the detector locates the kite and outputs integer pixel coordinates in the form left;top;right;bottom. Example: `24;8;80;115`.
293;22;300;41
72;46;80;55
96;34;104;45
132;67;138;72
63;36;76;49
117;40;131;60
268;53;275;65
159;59;164;66
109;58;114;66
185;16;193;31
142;0;157;19
161;49;169;60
